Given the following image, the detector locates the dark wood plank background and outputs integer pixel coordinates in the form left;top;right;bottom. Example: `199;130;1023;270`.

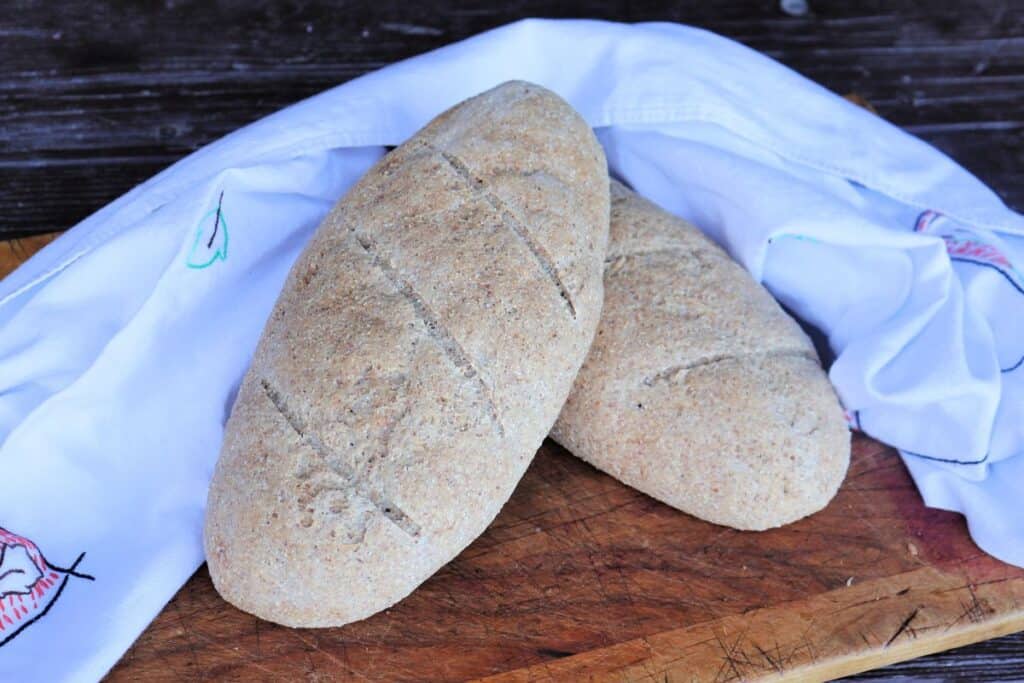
3;0;1022;678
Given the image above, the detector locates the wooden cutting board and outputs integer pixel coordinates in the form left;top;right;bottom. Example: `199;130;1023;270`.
3;236;1023;682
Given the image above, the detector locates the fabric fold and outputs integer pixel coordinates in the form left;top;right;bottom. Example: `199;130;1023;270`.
1;19;1021;681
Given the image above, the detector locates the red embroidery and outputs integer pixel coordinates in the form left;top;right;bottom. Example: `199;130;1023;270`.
0;526;93;647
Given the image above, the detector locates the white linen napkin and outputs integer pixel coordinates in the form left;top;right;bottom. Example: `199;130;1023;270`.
2;18;1021;681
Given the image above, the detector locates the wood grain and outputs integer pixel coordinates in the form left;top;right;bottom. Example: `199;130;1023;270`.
96;436;1022;682
2;1;1023;239
5;2;1024;678
0;231;60;278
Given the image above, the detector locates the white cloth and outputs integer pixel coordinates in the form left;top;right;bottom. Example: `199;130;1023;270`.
1;18;1022;681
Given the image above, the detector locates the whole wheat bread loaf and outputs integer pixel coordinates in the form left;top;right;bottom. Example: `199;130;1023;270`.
552;181;849;530
204;81;609;626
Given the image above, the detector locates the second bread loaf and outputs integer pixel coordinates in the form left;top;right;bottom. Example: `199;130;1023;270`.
552;181;849;530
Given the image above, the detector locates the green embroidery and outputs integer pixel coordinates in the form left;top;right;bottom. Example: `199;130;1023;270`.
187;191;229;269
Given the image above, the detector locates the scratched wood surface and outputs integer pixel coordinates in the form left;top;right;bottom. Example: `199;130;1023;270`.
5;1;1024;679
93;436;1020;682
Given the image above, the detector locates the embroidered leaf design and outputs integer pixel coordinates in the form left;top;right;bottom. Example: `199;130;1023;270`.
187;191;229;269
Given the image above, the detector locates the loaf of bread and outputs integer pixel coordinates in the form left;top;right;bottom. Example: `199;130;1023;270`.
204;82;609;626
552;181;849;530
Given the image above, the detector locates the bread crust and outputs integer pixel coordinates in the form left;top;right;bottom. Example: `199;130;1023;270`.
552;181;849;530
204;82;609;626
